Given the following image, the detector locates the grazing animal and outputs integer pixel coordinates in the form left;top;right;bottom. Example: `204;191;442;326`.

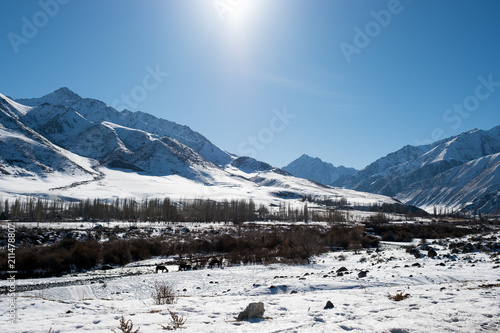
178;262;192;271
208;258;221;269
156;265;168;273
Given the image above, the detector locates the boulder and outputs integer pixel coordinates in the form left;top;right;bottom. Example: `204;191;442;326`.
324;301;334;309
237;302;265;321
428;248;438;258
358;270;368;278
337;267;348;273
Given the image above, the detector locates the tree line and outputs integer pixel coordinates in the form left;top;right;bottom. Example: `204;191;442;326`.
0;197;256;223
0;196;353;223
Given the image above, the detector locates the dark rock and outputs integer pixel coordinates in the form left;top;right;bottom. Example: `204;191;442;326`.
408;248;420;256
358;271;368;278
337;267;348;273
324;301;334;309
463;243;475;253
237;302;265;321
428;248;438;258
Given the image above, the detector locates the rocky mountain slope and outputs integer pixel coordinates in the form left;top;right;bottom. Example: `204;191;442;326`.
284;128;500;215
343;127;500;214
283;154;358;186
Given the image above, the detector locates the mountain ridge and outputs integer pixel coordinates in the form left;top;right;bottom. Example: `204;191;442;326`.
0;88;409;214
284;127;500;214
283;154;358;186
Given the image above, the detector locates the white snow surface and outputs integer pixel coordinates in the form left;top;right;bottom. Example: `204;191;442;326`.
1;231;499;332
0;93;33;117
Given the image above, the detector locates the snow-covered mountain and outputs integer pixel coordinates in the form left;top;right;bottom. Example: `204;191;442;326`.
18;87;233;166
0;88;406;212
283;154;358;186
7;87;498;215
0;93;99;197
342;127;500;214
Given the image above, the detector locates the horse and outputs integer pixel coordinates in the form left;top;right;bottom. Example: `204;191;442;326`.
156;265;168;273
178;262;192;271
208;258;221;269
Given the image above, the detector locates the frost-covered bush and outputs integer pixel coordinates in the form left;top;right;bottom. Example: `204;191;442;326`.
152;281;177;305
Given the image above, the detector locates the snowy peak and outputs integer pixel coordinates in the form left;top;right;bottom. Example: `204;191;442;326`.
423;126;500;165
283;154;358;186
341;125;500;214
16;87;82;107
14;87;233;167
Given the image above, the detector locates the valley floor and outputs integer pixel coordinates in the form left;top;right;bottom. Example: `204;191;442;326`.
1;231;499;332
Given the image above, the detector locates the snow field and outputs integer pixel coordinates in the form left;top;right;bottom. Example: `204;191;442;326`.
1;232;499;332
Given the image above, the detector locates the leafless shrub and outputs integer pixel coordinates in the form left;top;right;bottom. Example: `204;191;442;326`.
152;281;177;305
160;309;187;330
388;292;410;301
112;316;140;333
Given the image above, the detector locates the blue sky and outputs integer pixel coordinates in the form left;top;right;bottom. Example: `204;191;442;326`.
1;0;500;169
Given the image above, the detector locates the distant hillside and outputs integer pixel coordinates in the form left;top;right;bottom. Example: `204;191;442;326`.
283;154;358;186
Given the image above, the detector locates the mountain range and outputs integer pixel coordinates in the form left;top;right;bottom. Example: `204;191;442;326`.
0;88;403;213
284;128;500;215
1;87;498;215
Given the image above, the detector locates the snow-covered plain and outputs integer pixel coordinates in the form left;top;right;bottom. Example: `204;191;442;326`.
1;230;499;333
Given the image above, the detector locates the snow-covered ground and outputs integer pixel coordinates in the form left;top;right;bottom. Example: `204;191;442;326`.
1;231;499;333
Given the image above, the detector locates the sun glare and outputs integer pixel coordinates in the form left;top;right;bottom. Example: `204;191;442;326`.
216;1;265;72
224;1;260;36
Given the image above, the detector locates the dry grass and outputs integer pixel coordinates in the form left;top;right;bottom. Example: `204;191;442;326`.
160;309;187;330
112;316;140;333
388;292;410;301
